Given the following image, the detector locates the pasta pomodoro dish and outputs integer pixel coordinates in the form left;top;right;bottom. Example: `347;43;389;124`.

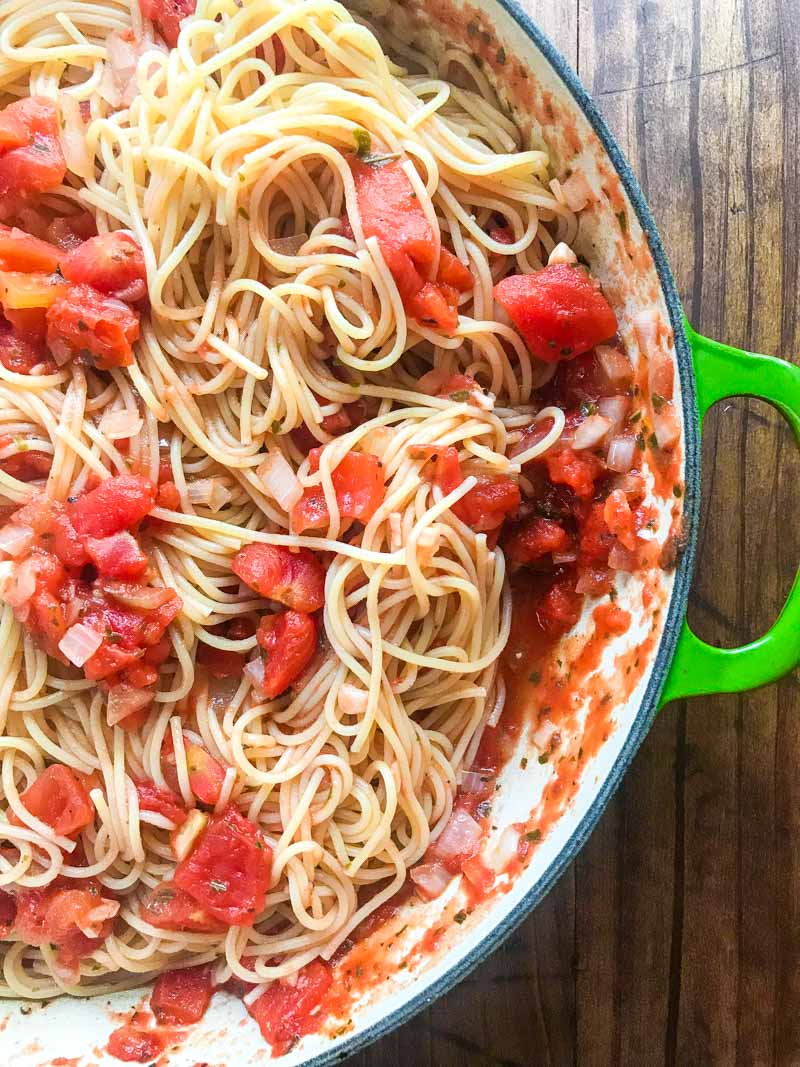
0;0;679;1056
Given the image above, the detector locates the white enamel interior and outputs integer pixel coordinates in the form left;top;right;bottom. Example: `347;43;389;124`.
0;2;687;1063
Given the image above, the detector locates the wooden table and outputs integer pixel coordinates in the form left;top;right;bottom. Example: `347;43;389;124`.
350;1;800;1063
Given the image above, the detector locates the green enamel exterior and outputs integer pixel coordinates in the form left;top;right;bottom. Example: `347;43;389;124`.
659;323;800;705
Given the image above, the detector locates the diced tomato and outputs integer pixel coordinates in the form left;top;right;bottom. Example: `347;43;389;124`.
151;963;214;1026
15;879;117;973
0;270;68;310
0;447;52;482
247;959;333;1057
494;264;617;362
348;157;472;331
0;225;61;272
0;97;66;200
9;764;93;838
81;588;182;683
174;806;272;926
0;324;52;374
537;575;582;637
461;854;495;897
107;1024;171;1063
62;232;147;303
544;447;603;501
426;446;519;532
46;212;97;252
140;880;225;933
184;741;226;806
231;543;325;612
489;224;514;244
134;779;187;825
579;502;616;568
594;601;632;636
504;516;570;564
46;284;140;370
0;109;27;151
196;642;246;678
603;488;637;551
69;474;156;537
156;480;181;510
292;450;385;533
3;306;46;342
85;532;148;580
140;0;196;47
254;610;317;699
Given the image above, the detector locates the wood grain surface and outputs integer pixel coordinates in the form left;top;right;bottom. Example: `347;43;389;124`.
348;1;800;1064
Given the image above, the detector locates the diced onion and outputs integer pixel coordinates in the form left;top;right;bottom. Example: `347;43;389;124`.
416;524;442;565
107;684;153;726
58;623;103;667
337;683;369;716
388;512;403;552
596;345;633;388
1;558;36;607
410;860;454;901
653;404;680;450
547;242;577;266
608;543;637;571
58;93;93;180
458;770;488;794
106;30;166;107
99;408;143;440
187;477;232;512
257;452;302;512
103;582;171;610
244;657;267;693
532;717;560;751
597;396;629;436
434;808;482;861
171;809;208;861
573;414;612;451
485;826;521;874
0;524;34;558
561;171;594;212
606;435;636;474
270;234;308;255
76;899;119;938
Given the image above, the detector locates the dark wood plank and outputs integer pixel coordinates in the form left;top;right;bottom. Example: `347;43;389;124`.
352;0;799;1063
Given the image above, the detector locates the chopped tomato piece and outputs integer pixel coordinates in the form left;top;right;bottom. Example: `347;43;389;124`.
9;764;93;837
0;324;52;374
46;284;140;370
537;575;582;637
494;264;617;362
69;474;156;537
0;225;61;272
151;964;214;1026
247;959;333;1057
156;480;181;510
348;157;472;331
232;543;325;612
0;97;66;200
184;741;226;806
505;516;571;564
594;601;632;636
0;270;68;310
140;0;196;47
603;488;637;550
426;446;519;532
292;449;385;533
0;109;27;151
544;447;603;501
85;532;148;580
107;1024;172;1063
15;879;117;973
254;610;317;699
196;642;246;678
174;806;272;926
46;212;97;252
0;446;52;482
140;880;225;933
134;780;187;825
62;232;147;303
579;502;616;567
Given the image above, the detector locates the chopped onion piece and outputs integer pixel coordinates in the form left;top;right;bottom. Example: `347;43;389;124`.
532;717;560;751
257;452;302;511
608;543;637;571
187;477;232;512
410;860;453;901
597;396;630;436
485;826;521;874
99;408;143;440
244;657;267;693
1;558;36;607
596;345;633;388
76;898;119;938
107;684;153;726
653;404;680;450
270;234;308;255
337;682;369;716
548;242;577;266
606;435;636;474
103;582;172;610
458;770;488;794
561;171;594;212
388;512;403;552
171;809;208;861
59;93;93;180
573;414;612;451
58;623;103;667
0;524;34;558
434;808;482;861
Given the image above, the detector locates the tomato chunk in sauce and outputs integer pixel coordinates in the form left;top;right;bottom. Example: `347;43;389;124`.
232;542;325;612
247;959;333;1056
140;0;196;47
291;448;385;533
0;98;66;201
250;609;317;699
9;764;93;838
151;963;214;1025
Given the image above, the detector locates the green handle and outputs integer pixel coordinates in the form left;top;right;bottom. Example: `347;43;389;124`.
659;322;800;705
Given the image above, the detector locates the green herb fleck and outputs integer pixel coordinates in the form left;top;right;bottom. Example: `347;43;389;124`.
580;401;598;417
538;753;549;765
577;254;590;268
353;128;372;158
647;432;659;450
528;670;540;684
617;210;628;233
526;829;542;842
453;910;467;924
673;484;682;498
520;756;528;769
496;46;506;65
636;431;645;451
270;418;284;435
651;393;666;412
450;389;470;402
13;437;29;452
629;410;642;423
238;206;250;220
560;346;573;357
609;586;617;601
105;630;123;644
